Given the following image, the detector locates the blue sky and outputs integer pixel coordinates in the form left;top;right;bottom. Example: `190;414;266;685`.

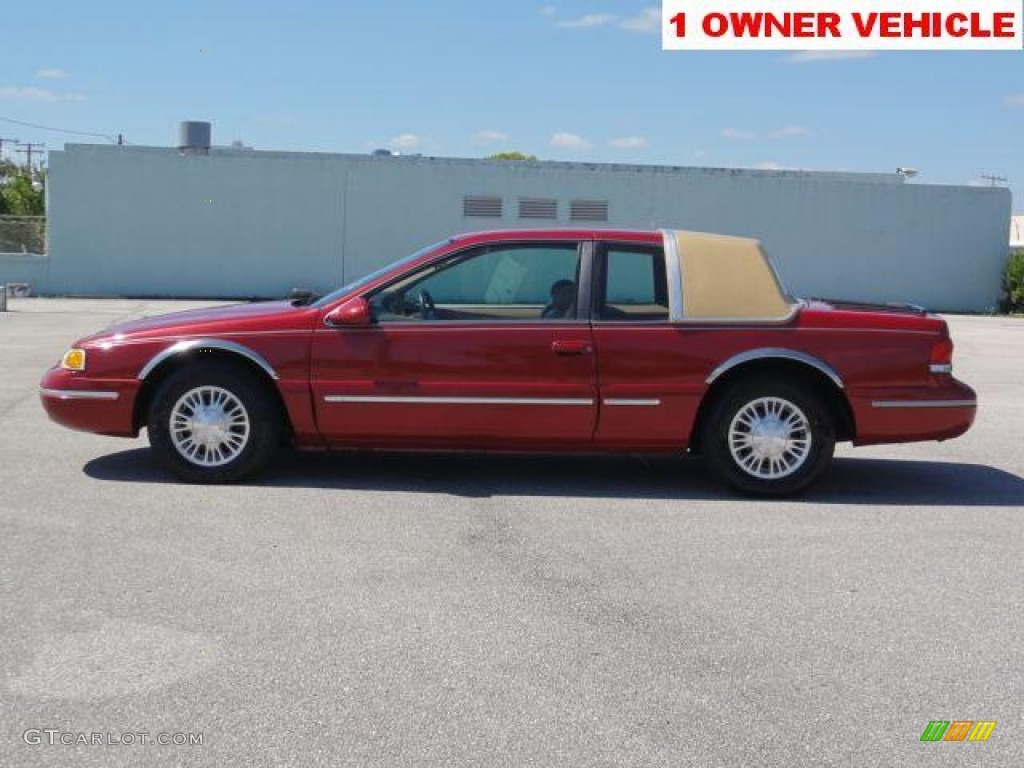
2;1;1022;208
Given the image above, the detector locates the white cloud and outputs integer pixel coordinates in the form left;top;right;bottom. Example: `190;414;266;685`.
390;133;426;150
693;150;706;159
967;178;988;187
620;8;659;33
769;125;810;139
1004;93;1024;108
473;129;510;143
557;13;616;28
609;136;648;149
722;126;810;141
0;86;85;102
550;7;660;34
755;161;787;171
550;132;592;150
36;68;68;79
787;50;877;63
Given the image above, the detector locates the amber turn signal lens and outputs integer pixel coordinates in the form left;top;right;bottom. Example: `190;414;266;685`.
60;348;87;371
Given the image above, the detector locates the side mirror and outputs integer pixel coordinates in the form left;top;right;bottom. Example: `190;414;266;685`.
324;297;373;327
289;288;317;306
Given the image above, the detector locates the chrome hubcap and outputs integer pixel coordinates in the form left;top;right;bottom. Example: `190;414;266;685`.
728;397;812;480
170;386;250;467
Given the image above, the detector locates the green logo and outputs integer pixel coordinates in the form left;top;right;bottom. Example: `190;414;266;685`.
921;720;996;742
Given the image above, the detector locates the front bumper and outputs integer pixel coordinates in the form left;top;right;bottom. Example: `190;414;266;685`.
39;367;140;437
851;378;977;446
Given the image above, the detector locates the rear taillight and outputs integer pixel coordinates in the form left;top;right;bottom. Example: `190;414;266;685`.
929;337;954;375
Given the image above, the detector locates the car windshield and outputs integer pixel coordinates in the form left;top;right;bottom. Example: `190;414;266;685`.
311;240;449;308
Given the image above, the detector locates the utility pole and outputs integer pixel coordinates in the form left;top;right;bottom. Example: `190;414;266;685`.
980;173;1008;187
16;142;46;170
0;137;19;160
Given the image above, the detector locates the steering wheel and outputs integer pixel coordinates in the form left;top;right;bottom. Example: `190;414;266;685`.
417;290;436;320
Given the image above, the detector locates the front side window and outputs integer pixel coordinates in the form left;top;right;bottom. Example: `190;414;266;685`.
597;245;669;321
369;243;582;322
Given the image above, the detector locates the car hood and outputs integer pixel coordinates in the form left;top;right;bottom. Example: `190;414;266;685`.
80;300;314;343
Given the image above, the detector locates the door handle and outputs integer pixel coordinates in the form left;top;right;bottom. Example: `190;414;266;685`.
551;339;592;356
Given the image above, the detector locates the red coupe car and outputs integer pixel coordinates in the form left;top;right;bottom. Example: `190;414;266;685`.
40;228;976;495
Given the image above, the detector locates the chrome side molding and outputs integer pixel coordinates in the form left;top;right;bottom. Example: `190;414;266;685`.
603;398;661;406
40;388;119;400
871;400;976;409
323;395;594;406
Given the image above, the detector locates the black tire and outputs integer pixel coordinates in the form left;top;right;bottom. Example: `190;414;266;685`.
701;376;835;497
147;362;282;483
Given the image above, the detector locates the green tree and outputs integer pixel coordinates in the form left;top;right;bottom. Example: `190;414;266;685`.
487;152;538;161
0;160;15;214
1003;251;1024;313
0;162;45;215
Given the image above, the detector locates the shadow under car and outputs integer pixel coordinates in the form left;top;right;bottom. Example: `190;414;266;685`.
82;449;1024;507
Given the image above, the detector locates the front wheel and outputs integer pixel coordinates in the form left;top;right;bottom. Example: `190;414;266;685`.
147;363;282;483
702;378;835;496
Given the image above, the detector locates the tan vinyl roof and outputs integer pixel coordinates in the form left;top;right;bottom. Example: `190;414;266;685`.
672;230;794;322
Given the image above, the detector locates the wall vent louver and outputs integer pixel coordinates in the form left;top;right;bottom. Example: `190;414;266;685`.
518;197;558;220
569;199;609;222
463;195;503;218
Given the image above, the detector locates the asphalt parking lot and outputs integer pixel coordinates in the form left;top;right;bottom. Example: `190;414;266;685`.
1;298;1022;768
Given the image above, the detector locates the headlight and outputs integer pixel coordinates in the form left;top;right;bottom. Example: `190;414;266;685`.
59;348;87;371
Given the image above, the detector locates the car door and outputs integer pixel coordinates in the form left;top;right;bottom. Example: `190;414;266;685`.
310;240;598;448
591;240;704;449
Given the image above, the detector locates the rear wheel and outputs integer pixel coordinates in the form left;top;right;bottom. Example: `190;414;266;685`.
147;363;282;483
702;377;835;496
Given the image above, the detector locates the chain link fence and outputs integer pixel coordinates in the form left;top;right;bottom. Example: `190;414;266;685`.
0;216;47;255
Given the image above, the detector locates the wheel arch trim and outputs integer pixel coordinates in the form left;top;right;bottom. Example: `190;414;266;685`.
137;339;280;381
705;348;845;389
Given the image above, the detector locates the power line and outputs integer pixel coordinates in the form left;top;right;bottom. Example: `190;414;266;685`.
0;136;19;159
0;115;119;143
17;142;46;168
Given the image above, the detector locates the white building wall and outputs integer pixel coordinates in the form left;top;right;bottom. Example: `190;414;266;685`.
5;144;1011;311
